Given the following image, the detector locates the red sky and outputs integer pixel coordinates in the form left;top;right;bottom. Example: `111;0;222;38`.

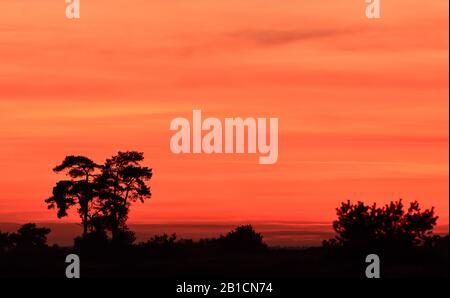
0;1;448;229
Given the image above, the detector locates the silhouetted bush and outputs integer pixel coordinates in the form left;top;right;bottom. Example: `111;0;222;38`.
139;233;179;252
74;230;109;251
136;226;268;254
113;229;137;247
148;233;177;246
434;235;449;260
324;199;439;253
0;231;13;254
218;225;267;253
0;223;51;253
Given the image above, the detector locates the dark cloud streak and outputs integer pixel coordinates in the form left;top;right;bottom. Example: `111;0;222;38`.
229;28;346;46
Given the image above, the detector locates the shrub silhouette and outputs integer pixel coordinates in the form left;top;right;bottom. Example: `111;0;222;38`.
1;223;51;252
74;230;109;251
325;199;438;251
140;233;178;251
137;226;268;254
146;233;177;247
114;228;137;247
0;231;13;254
434;235;449;260
218;225;267;252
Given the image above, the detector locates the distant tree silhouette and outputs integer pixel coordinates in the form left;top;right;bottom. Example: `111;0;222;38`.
325;199;438;251
114;227;137;247
219;225;267;252
137;226;269;254
148;233;177;245
140;233;178;251
45;151;152;245
0;231;13;254
73;229;109;251
96;151;152;244
45;156;100;239
6;223;51;250
434;235;449;259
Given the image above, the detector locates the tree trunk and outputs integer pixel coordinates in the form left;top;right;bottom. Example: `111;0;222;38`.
111;224;118;244
83;212;88;239
83;173;90;240
111;211;119;244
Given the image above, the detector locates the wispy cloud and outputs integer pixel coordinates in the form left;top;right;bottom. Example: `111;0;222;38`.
229;28;347;46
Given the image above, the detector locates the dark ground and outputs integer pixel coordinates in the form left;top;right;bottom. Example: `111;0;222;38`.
1;244;448;278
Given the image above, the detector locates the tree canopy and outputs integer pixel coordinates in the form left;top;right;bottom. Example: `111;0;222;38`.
46;151;152;246
325;199;438;251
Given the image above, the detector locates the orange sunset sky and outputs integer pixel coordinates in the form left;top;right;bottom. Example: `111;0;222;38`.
0;1;448;229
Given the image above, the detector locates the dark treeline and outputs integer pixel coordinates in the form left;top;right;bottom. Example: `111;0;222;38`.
0;202;447;278
0;224;267;255
0;151;448;277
